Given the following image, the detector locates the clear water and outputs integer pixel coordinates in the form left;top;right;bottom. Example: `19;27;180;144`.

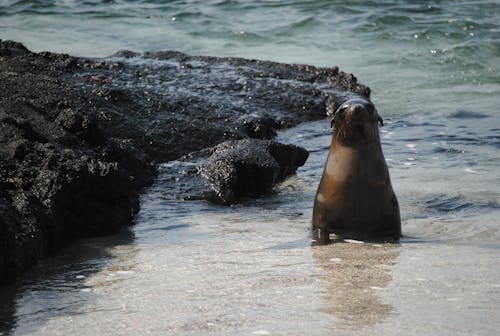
1;1;499;335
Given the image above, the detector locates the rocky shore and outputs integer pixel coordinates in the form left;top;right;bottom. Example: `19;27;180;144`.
0;39;370;284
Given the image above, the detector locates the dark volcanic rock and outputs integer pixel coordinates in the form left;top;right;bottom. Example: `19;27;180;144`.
243;117;279;139
0;198;40;285
202;139;309;204
0;39;371;284
0;103;154;284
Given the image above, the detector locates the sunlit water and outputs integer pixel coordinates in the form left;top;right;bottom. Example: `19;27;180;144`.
1;0;499;335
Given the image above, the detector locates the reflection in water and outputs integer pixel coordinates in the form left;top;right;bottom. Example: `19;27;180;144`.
0;285;16;335
0;228;136;336
82;244;139;290
313;242;399;330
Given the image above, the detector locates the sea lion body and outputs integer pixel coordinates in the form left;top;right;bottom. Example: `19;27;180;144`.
312;98;401;244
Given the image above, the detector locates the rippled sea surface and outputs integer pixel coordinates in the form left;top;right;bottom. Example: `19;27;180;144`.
1;1;499;335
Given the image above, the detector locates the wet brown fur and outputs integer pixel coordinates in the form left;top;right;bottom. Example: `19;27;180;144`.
312;99;401;244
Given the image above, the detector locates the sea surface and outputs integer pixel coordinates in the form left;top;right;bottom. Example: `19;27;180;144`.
1;1;499;335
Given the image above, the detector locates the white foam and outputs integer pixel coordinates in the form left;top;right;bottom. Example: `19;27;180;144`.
344;239;364;244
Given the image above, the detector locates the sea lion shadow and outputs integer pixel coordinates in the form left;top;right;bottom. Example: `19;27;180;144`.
312;241;400;331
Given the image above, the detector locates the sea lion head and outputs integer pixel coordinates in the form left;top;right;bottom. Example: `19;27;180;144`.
331;98;383;145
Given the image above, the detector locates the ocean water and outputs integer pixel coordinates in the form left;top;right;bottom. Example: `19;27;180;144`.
1;1;499;335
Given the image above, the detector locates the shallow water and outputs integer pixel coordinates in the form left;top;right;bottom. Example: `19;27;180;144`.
1;0;500;335
1;114;499;335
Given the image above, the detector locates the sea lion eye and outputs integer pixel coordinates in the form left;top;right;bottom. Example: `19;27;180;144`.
331;107;346;128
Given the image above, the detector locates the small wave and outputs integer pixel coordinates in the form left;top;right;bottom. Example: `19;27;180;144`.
149;224;190;233
189;29;269;43
428;131;499;150
431;147;466;154
403;215;500;243
271;16;323;37
369;14;413;27
288;16;321;29
448;110;489;119
394;3;444;15
170;10;206;20
425;194;473;212
430;134;482;145
484;134;500;149
424;193;499;213
230;30;269;42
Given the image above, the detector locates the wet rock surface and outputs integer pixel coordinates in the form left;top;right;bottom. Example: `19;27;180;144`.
0;39;370;283
202;139;309;204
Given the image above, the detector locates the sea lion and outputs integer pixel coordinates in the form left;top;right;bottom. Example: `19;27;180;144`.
312;98;401;244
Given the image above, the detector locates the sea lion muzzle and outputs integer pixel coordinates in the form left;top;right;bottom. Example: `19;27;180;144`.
331;99;384;128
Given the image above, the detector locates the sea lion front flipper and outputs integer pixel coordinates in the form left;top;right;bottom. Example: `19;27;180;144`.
313;228;331;245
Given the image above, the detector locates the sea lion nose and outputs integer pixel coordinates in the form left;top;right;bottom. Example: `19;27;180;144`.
350;105;364;117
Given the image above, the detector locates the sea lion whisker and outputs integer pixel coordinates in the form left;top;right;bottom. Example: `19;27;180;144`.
378;116;384;127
